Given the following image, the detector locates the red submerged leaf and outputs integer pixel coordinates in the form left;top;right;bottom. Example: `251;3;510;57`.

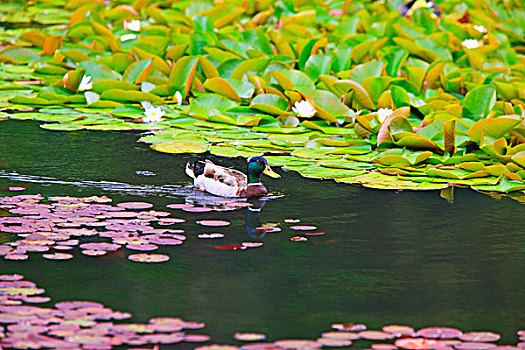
305;231;325;236
214;244;246;250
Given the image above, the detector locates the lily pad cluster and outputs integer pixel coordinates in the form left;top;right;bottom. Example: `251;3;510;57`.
0;193;326;259
0;0;524;193
0;274;210;349
0;194;186;262
1;274;524;349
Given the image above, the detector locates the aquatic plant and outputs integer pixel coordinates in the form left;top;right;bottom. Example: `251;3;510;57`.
0;0;523;196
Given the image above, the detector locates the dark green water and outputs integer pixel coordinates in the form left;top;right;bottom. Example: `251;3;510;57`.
0;120;523;345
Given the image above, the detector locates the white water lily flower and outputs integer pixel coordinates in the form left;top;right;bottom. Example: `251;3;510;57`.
292;100;316;118
141;101;165;123
124;19;141;32
462;39;482;49
473;25;487;33
78;75;92;91
120;33;137;42
84;91;99;105
376;108;394;123
174;91;183;105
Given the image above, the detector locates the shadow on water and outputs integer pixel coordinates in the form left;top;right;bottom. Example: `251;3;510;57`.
0;120;524;344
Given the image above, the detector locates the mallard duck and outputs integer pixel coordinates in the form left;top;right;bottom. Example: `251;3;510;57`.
185;156;280;198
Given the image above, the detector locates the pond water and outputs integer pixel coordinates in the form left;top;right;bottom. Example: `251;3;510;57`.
0;120;523;346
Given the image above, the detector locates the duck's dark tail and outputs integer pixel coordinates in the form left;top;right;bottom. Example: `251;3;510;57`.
185;160;205;179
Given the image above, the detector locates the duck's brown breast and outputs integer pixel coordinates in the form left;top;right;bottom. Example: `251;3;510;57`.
238;184;268;197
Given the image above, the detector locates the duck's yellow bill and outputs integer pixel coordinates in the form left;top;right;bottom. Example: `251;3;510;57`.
263;166;280;178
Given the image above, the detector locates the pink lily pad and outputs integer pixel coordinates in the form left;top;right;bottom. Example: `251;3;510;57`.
0;274;24;281
395;338;441;349
117;202;153;209
82;250;108;256
166;203;194;209
198;233;224;239
383;325;416;336
148;238;183;245
455;343;497;349
239;343;282;350
5;254;29;260
331;323;367;331
290;225;317;231
290;236;307;242
20;296;51;303
242;242;263;248
234;332;266;341
460;333;501;342
126;244;159;251
184;334;212;342
274;339;321;349
316;337;353;347
128;253;170;263
197;220;230;227
42;253;73;260
158;218;186;225
8;186;27;192
358;330;395;340
79;243;121;251
183;207;212;212
284;219;300;223
321;332;360;340
417;327;463;339
372;344;398;350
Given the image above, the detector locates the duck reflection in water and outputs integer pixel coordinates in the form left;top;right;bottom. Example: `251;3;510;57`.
245;198;268;238
184;191;274;239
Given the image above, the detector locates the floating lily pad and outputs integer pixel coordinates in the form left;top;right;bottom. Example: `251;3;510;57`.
117;201;154;209
290;225;317;231
42;253;74;260
234;332;267;341
395;338;440;350
460;333;501;342
128;253;170;263
197;220;230;227
198;233;224;239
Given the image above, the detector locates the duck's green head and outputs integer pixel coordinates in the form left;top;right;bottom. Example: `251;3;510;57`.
247;156;280;184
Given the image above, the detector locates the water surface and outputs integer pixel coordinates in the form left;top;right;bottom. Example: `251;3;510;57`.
0;120;523;345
